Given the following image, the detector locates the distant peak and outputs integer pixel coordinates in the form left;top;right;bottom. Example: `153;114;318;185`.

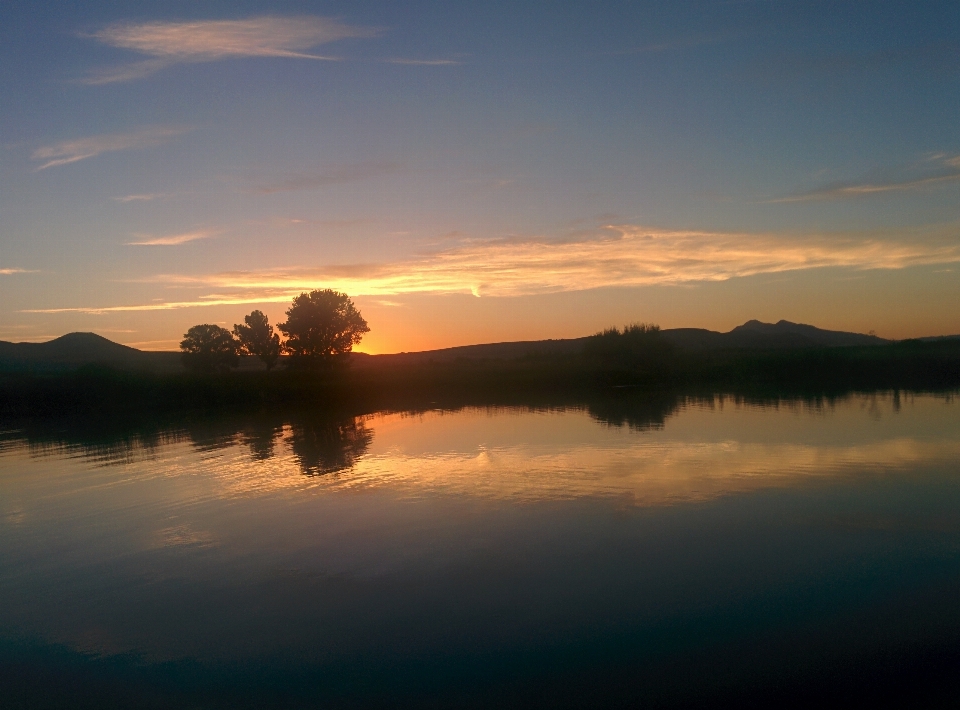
50;332;114;343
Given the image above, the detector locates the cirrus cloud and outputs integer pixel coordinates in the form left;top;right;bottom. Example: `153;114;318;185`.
771;154;960;203
32;126;191;170
82;16;379;84
126;229;217;246
23;223;960;314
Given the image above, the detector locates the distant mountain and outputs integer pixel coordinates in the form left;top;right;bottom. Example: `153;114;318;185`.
0;321;897;372
0;333;181;372
356;320;890;366
662;320;889;350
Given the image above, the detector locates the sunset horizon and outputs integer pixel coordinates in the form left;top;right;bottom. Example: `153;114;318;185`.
4;4;960;706
2;3;959;353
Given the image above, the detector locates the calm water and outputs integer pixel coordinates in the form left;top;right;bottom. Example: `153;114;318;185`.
2;393;960;707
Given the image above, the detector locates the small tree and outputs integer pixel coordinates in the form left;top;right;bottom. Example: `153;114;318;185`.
180;324;239;373
233;310;281;370
278;290;369;367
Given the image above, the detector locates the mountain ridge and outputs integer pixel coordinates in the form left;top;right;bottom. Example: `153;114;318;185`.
0;321;934;372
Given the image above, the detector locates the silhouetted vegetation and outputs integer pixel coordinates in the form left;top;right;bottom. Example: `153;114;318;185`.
3;318;960;423
233;310;281;370
278;289;369;368
583;323;676;385
180;324;239;373
177;292;369;374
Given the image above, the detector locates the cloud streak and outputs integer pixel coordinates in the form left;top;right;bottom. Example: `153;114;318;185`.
113;192;167;202
32;126;190;170
83;16;378;84
253;162;403;194
126;229;216;246
772;155;960;203
0;268;37;275
25;224;960;313
386;58;460;66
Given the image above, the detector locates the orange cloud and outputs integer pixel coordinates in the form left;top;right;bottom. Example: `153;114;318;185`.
24;223;960;313
126;229;217;246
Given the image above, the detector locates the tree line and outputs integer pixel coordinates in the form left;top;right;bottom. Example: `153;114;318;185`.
179;289;369;373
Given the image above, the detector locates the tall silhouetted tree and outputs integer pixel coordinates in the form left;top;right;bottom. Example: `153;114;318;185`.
180;324;239;373
278;290;369;367
233;310;281;370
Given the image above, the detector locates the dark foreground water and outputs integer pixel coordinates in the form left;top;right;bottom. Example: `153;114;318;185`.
2;393;960;708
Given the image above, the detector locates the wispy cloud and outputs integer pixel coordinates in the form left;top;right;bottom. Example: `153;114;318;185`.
126;229;217;246
32;126;190;170
82;16;378;84
772;155;960;203
113;192;168;202
386;58;460;66
25;224;960;313
609;31;740;56
0;268;37;275
772;173;960;203
253;162;403;194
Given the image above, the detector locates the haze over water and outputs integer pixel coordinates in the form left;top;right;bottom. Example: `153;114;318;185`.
3;393;960;706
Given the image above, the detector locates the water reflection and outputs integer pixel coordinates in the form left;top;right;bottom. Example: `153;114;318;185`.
288;416;372;475
1;392;955;489
2;392;960;707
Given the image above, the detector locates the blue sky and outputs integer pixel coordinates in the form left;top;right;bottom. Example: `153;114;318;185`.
1;1;959;351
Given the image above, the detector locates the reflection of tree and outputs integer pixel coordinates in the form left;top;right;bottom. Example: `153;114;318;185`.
288;415;372;476
240;421;283;460
586;393;682;431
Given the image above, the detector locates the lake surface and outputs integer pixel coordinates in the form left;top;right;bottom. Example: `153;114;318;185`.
2;393;960;708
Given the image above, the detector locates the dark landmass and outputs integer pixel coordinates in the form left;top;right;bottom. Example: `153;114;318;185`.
0;319;958;425
352;319;894;365
0;320;906;374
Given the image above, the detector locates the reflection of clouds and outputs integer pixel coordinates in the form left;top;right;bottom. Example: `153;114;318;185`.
328;437;960;506
26;224;960;313
153;525;216;549
5;397;959;508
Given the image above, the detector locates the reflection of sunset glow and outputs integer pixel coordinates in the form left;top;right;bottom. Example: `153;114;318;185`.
7;395;957;508
25;225;960;314
334;437;959;505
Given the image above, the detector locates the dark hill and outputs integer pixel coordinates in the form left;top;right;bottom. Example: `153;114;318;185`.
351;338;589;367
361;320;891;364
0;332;141;360
730;319;889;347
661;320;889;350
0;333;181;372
0;321;897;372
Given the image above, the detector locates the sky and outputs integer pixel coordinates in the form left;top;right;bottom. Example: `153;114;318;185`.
1;0;959;353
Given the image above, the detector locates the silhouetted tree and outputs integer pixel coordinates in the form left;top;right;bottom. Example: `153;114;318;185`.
583;323;675;383
180;324;239;373
233;310;281;370
278;290;370;367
